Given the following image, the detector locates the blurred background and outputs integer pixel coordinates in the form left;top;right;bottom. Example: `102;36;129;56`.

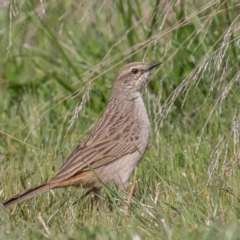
0;0;240;239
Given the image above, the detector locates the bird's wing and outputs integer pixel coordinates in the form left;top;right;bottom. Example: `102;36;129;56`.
50;131;143;183
50;111;146;183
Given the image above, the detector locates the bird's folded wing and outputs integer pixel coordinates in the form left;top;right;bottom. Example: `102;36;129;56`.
50;138;140;183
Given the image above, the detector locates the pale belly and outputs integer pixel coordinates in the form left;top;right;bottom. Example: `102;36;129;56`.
96;124;150;188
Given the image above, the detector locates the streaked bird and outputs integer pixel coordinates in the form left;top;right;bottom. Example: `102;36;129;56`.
3;61;161;208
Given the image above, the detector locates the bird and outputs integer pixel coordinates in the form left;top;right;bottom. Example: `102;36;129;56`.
2;61;161;208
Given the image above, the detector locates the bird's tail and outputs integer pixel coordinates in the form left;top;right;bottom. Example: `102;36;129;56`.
3;182;52;208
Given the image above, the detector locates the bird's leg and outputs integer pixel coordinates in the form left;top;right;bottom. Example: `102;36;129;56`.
121;169;137;216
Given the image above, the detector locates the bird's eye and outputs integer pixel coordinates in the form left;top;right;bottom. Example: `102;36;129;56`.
131;68;139;74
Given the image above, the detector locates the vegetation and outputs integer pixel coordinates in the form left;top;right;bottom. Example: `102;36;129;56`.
0;0;240;239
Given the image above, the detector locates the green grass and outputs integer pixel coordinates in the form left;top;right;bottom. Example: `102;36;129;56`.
0;0;240;239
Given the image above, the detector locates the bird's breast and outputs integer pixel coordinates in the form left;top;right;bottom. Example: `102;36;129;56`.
132;97;150;152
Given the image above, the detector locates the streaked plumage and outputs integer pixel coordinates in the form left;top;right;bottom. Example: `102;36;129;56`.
3;61;161;208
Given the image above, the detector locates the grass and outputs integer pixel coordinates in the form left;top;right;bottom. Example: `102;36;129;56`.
0;0;240;239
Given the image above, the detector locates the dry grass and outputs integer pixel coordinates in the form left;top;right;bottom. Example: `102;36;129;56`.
0;0;240;239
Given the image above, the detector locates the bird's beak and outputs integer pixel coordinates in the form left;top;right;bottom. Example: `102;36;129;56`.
148;61;162;71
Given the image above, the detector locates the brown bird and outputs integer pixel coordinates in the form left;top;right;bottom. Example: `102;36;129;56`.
3;61;161;208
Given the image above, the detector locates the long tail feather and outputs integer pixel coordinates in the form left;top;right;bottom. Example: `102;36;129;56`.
3;182;52;208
